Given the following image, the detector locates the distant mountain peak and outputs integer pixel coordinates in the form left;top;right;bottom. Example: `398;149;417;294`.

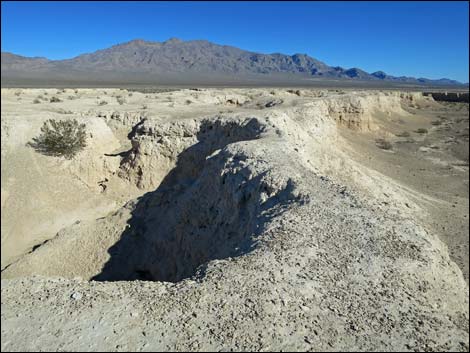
0;38;465;86
371;71;387;79
164;37;183;44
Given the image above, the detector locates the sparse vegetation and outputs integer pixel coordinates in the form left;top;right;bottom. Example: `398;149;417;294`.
28;119;87;159
128;88;179;94
431;120;442;126
50;96;62;103
33;99;41;104
56;108;73;114
14;91;21;96
375;138;393;150
117;97;126;105
415;128;428;134
287;89;301;96
395;131;410;138
142;104;148;110
98;100;108;106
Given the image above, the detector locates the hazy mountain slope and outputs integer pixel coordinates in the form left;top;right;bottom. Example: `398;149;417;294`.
1;52;50;70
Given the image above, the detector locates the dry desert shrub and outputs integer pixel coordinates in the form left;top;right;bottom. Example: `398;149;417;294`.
415;128;428;134
50;96;62;103
33;99;41;104
375;138;393;150
117;97;126;105
395;131;410;137
56;108;73;114
28;119;87;159
287;89;301;96
98;100;108;106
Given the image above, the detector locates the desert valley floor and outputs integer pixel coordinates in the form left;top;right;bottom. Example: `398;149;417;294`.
1;87;469;351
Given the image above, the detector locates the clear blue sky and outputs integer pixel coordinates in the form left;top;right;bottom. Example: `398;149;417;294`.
2;1;469;82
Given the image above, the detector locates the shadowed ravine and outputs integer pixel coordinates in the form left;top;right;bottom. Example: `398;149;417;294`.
93;119;302;282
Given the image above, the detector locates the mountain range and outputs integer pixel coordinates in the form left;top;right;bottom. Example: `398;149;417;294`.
1;38;466;86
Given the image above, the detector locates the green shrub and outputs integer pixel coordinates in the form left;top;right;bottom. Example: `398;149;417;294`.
28;119;87;159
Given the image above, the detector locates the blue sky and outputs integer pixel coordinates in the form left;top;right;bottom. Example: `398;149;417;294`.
2;1;469;82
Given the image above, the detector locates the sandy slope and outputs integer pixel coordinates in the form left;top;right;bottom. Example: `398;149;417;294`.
1;88;468;351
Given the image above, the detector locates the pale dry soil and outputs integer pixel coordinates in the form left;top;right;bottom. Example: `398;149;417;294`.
1;88;468;351
340;101;469;282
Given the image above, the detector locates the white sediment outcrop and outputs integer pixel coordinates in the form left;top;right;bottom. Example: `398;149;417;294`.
1;88;468;351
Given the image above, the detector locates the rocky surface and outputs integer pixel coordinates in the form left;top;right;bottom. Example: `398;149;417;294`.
1;88;468;351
